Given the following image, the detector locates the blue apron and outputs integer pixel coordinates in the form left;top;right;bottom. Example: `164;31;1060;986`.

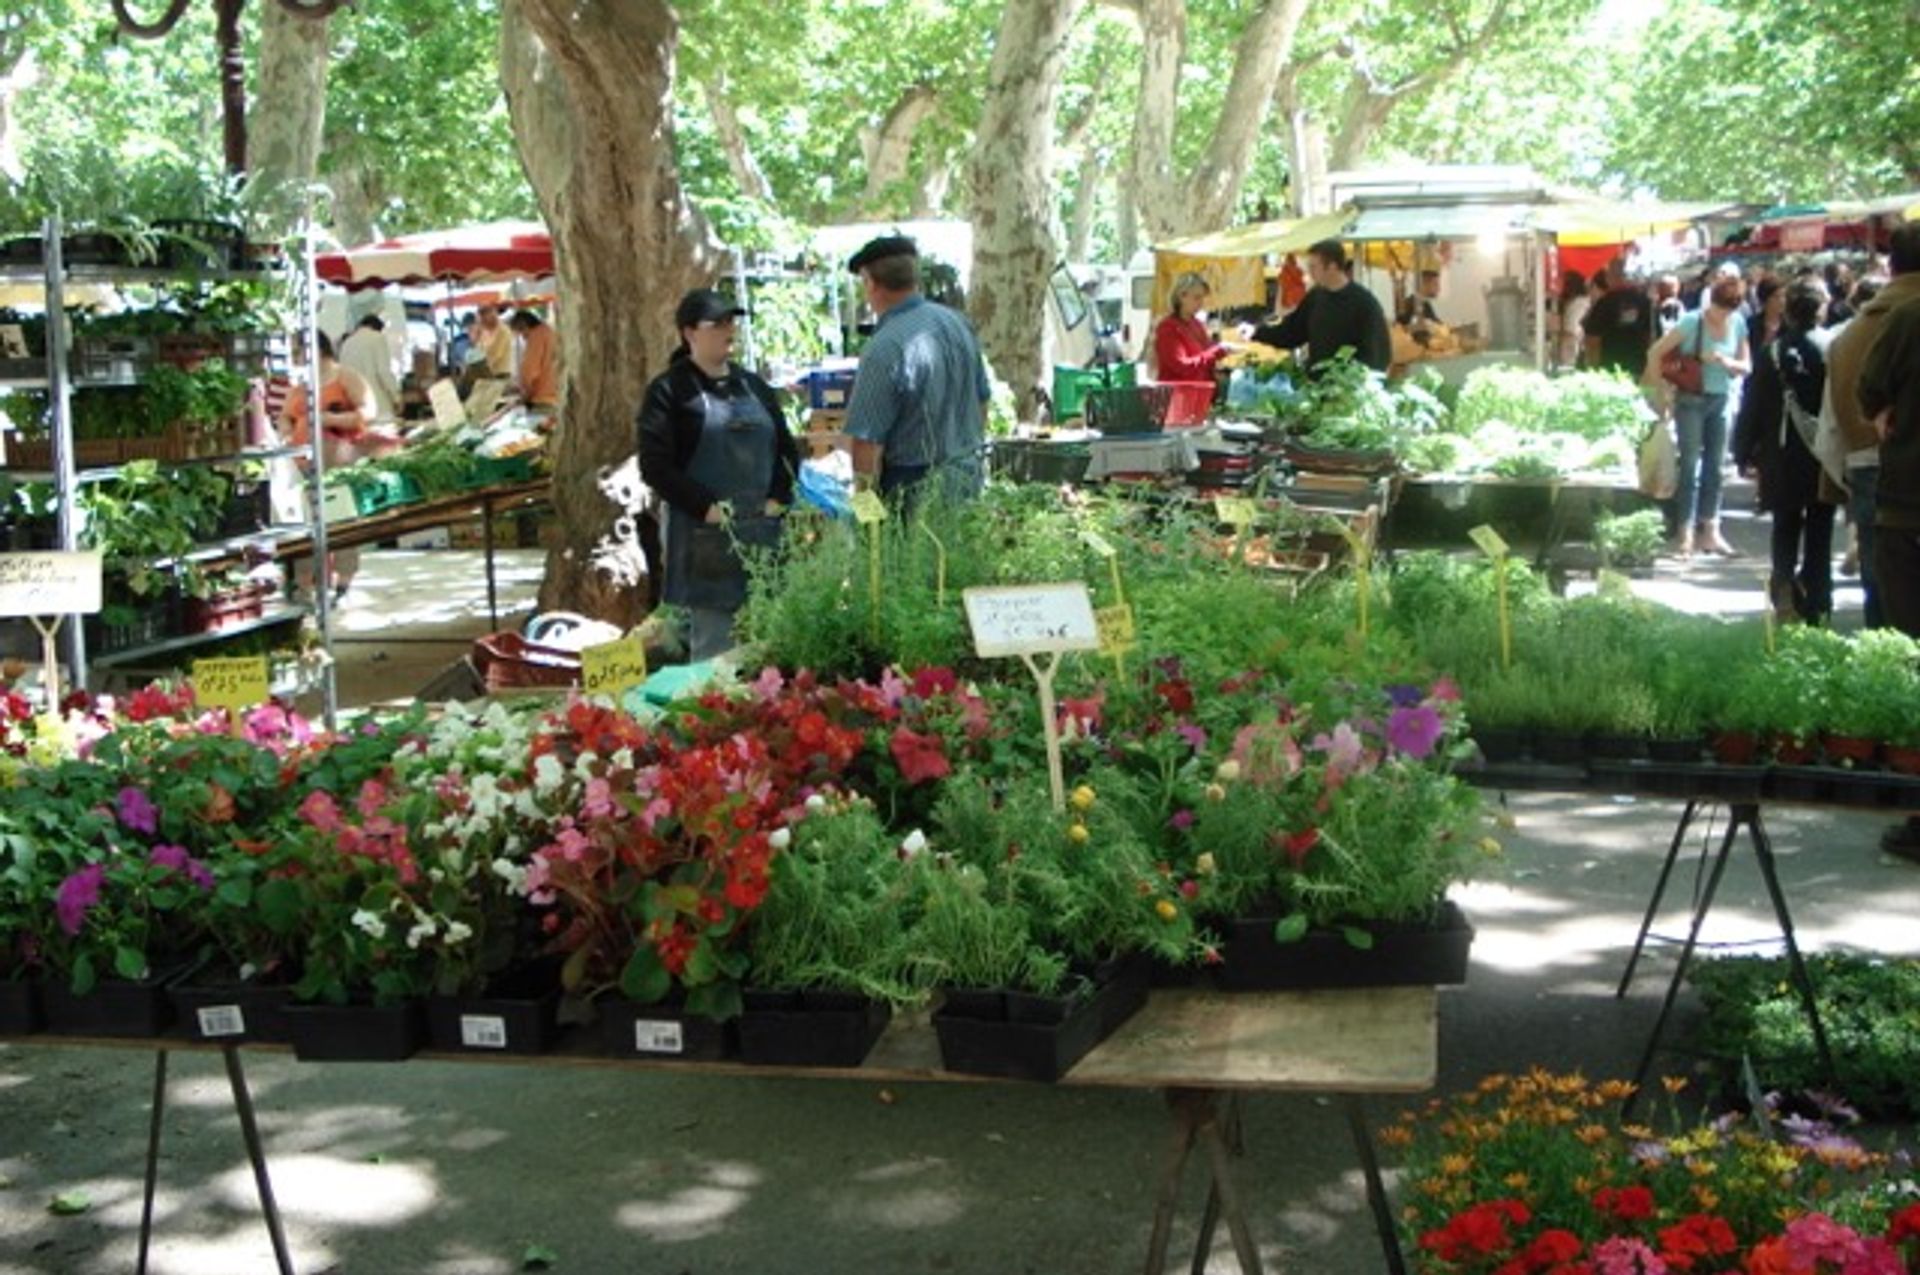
663;371;781;612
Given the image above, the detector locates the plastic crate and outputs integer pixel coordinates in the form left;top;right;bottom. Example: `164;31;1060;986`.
1052;362;1138;421
807;368;858;410
1164;381;1215;426
349;471;423;516
467;454;536;488
1085;385;1172;436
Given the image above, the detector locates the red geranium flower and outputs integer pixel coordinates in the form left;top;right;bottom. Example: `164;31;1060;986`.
889;726;951;785
1280;827;1320;868
911;666;958;699
1591;1184;1655;1221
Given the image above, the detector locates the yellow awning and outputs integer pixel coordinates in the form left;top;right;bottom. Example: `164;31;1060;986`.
1153;210;1356;258
1537;195;1728;246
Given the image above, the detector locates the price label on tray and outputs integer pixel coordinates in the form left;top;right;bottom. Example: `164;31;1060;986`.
459;1015;509;1050
850;490;888;525
193;656;270;712
1468;524;1510;558
581;635;649;699
1214;497;1258;527
0;551;102;618
196;1005;246;1038
633;1019;685;1054
1096;604;1136;655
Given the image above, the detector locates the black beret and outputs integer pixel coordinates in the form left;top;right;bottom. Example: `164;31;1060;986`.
847;235;919;274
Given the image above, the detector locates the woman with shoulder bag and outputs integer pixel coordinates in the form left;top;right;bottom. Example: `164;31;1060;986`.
1733;281;1837;623
1644;275;1752;556
638;288;799;661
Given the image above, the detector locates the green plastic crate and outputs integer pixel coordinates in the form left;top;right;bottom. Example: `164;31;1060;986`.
466;454;537;489
1052;362;1137;421
350;471;423;515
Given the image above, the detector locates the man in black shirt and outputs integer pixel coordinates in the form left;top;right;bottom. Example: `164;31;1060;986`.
1250;239;1391;373
1582;260;1655;375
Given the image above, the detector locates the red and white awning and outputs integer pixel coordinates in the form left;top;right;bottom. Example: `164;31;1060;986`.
316;221;554;290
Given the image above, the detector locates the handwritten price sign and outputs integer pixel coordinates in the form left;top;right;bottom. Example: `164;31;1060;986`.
1214;497;1258;527
0;552;103;618
1095;604;1136;655
580;635;649;699
1469;524;1511;558
193;656;270;712
850;490;888;525
963;583;1100;659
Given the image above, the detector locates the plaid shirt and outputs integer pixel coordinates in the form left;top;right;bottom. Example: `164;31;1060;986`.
842;295;991;471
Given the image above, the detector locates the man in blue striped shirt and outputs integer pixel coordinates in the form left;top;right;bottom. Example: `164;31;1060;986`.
842;236;992;504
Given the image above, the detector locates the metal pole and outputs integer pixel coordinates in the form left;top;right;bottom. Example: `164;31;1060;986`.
223;1046;297;1275
135;1049;168;1275
1533;230;1549;370
301;218;338;730
44;214;89;693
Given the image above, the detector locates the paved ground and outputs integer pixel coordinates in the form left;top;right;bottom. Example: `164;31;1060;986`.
2;478;1913;1275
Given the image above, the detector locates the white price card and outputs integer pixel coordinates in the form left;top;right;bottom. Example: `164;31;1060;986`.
633;1019;685;1055
196;1005;246;1038
963;583;1100;659
0;552;102;618
428;379;467;430
460;1015;510;1050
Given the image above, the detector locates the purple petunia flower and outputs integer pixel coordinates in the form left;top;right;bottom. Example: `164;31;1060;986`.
1384;683;1424;708
1175;723;1207;752
55;864;106;936
115;787;158;835
149;844;215;892
1385;705;1444;760
1167;809;1195;831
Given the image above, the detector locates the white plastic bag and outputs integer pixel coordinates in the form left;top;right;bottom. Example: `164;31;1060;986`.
1637;421;1677;501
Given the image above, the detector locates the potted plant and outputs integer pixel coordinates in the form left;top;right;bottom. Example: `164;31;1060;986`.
1828;630;1920;771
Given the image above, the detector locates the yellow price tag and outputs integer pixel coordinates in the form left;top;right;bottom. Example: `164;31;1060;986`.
1095;603;1136;654
1214;497;1258;527
1081;530;1116;559
193;656;270;712
581;635;649;698
1333;520;1372;565
1468;524;1510;558
850;491;888;525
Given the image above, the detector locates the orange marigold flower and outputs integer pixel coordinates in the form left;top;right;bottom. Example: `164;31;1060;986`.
1661;1075;1689;1094
1576;1124;1610;1146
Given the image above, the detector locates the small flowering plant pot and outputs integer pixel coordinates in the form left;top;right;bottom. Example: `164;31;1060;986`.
736;989;893;1068
282;997;427;1062
933;957;1149;1083
1213;899;1474;991
597;990;737;1062
425;960;563;1056
0;975;42;1036
168;963;298;1045
40;960;196;1038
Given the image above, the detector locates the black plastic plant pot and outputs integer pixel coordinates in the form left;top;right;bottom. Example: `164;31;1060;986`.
933;963;1147;1083
597;997;737;1062
1472;727;1533;764
283;999;427;1062
937;988;1007;1020
170;978;295;1045
1764;767;1837;806
1530;731;1588;768
1647;736;1706;764
0;978;43;1036
1586;732;1650;761
736;992;891;1068
426;983;561;1056
40;969;181;1038
1213;901;1474;992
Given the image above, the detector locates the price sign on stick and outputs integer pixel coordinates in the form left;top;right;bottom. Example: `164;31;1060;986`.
427;379;467;431
964;583;1101;811
850;490;888;525
0;552;103;710
581;635;649;699
1214;497;1257;527
1096;603;1135;654
194;656;270;735
1469;525;1514;669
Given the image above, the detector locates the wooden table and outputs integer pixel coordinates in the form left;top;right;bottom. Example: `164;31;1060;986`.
16;986;1436;1275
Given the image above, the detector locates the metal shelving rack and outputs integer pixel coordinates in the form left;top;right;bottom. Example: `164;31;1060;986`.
2;214;337;723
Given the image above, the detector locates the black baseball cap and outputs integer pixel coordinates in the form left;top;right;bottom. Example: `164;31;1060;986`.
675;288;748;328
847;235;919;275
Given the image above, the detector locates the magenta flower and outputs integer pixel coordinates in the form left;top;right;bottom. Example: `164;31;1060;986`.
1175;723;1208;752
1167;809;1195;831
1590;1237;1668;1275
1386;705;1444;759
115;787;158;835
55;864;106;936
298;790;343;833
149;844;214;891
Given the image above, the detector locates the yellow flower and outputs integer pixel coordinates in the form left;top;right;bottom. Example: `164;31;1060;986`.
1685;1158;1716;1179
1576;1124;1610;1146
1503;1172;1530;1191
1622;1124;1655;1141
1204;783;1226;802
1070;785;1097;812
1378;1125;1414;1149
1478;837;1503;857
1214;759;1241;782
1066;823;1090;846
1195;852;1217;876
1693;1185;1720;1211
1154;899;1179;922
1439;1154;1473;1178
1661;1075;1689;1094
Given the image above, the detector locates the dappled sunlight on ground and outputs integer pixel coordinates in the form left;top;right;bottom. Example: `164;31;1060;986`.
216;1152;438;1224
613;1157;760;1242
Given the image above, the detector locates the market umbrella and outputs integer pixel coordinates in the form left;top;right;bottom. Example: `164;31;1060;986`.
1149;210;1356;313
316;221;553;291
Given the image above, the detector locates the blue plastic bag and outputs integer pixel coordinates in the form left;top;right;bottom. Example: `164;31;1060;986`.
797;460;853;520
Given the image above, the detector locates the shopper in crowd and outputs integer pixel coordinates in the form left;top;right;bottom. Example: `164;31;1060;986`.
842;235;993;504
1583;259;1655;375
637;288;798;662
1643;275;1751;557
1653;274;1684;335
1828;277;1887;590
1858;254;1920;640
338;314;402;424
509;309;559;411
476;304;514;377
1827;233;1920;632
448;312;477;373
1153;273;1228;383
1554;270;1589;369
1249;238;1391;373
1750;278;1786;352
280;333;375;602
1735;281;1837;623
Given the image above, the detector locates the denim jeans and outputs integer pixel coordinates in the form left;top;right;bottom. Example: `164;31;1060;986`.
687;605;738;662
1849;465;1882;628
1671;391;1729;527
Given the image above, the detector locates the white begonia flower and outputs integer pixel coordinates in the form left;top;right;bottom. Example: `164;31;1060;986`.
805;793;828;813
900;829;928;858
573;751;601;779
405;918;438;950
769;828;791;850
1215;759;1242;782
492;859;529;894
514;789;543;819
442;921;474;946
533;754;566;795
611;748;635;770
351;909;386;939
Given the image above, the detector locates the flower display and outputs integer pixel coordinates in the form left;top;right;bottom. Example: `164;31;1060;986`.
1390;1070;1919;1274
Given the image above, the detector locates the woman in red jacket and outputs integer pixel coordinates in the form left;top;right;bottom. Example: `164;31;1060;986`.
1153;273;1227;383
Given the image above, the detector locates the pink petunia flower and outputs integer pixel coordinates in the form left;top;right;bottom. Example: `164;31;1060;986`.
1386;705;1445;759
55;864;106;936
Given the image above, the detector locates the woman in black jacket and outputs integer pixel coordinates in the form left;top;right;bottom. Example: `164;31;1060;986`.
637;288;799;660
1734;281;1836;624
